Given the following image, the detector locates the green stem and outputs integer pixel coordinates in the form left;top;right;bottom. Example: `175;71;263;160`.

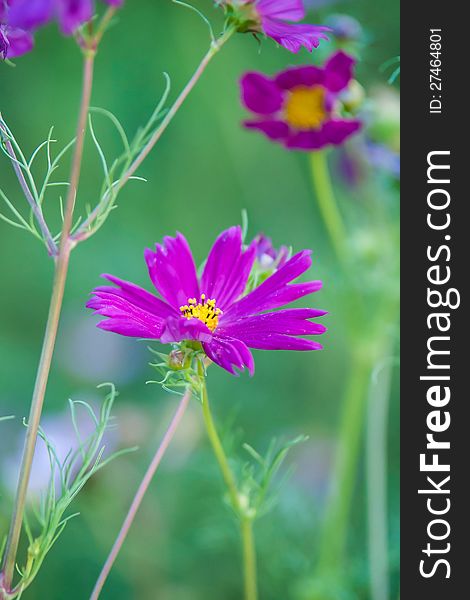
0;52;95;597
199;366;258;600
310;151;348;265
200;370;240;514
367;340;396;600
316;348;372;575
241;518;258;600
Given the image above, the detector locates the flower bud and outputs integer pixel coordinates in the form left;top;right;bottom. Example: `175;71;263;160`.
340;80;365;114
168;349;187;371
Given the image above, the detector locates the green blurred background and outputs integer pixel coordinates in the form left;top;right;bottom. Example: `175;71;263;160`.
0;1;399;598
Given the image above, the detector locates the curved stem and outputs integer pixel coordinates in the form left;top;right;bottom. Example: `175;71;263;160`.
199;368;258;600
309;150;348;265
90;388;191;600
200;375;240;512
73;26;234;242
0;53;95;596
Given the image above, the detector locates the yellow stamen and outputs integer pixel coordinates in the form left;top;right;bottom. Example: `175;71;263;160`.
285;85;326;129
179;294;222;332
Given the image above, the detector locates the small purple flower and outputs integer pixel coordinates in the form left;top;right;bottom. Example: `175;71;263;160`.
87;226;326;375
365;140;400;179
336;141;400;188
324;13;363;43
254;233;289;270
221;0;330;53
1;1;34;58
7;0;121;36
240;50;362;151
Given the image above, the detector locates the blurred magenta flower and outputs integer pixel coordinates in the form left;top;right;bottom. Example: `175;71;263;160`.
221;0;330;53
240;50;362;150
87;226;326;375
0;1;34;58
7;0;122;36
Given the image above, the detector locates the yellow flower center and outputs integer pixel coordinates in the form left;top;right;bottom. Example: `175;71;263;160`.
285;85;327;129
179;294;222;332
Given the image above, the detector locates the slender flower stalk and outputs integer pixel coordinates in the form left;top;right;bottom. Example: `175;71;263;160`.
199;365;258;600
0;124;56;255
0;51;96;597
90;387;192;600
241;517;258;600
315;347;372;574
309;149;369;581
72;26;235;242
309;144;398;589
200;369;240;510
92;6;117;47
309;151;348;265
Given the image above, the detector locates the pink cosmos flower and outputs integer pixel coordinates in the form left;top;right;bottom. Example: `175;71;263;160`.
221;0;330;53
240;50;362;150
87;227;326;375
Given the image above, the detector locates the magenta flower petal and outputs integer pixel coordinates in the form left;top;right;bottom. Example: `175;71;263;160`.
0;28;7;58
219;308;327;338
96;274;177;318
236;333;323;351
160;316;212;345
223;251;320;320
145;233;200;309
323;50;355;92
285;128;329;150
7;0;118;39
90;298;167;338
256;118;361;151
4;27;34;57
274;65;324;90
322;119;362;145
244;119;290;141
7;0;55;31
261;18;329;53
256;0;305;21
200;226;257;309
86;274;178;339
87;287;170;339
96;317;161;338
240;72;284;115
203;336;254;375
57;0;93;35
